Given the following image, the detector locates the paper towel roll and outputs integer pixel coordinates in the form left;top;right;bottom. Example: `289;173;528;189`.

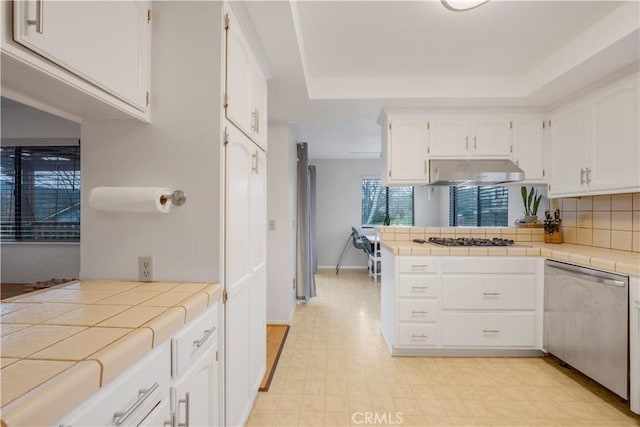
89;187;173;213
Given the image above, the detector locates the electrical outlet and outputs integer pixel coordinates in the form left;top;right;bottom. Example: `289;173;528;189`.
138;256;154;282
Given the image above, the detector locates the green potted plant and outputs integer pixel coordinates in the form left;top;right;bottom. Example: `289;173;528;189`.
521;186;542;223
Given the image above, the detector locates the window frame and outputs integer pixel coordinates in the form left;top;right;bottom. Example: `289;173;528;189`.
449;185;509;227
1;143;81;243
361;178;415;227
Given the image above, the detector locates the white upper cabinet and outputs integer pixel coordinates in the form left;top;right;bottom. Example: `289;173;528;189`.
225;8;268;151
471;118;512;157
12;0;151;113
588;78;639;192
549;105;590;195
429;116;512;158
429;118;469;157
512;117;545;182
383;117;429;185
549;74;639;197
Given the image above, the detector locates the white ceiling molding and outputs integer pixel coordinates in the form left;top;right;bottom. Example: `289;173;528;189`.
291;1;638;102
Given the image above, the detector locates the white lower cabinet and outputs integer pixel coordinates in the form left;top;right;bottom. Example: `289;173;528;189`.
381;254;542;355
171;345;219;427
55;304;221;427
441;312;537;347
56;341;172;426
630;276;639;415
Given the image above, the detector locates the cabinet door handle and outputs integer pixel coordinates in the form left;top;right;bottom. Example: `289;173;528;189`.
411;286;428;290
580;168;586;185
178;392;190;427
482;329;500;334
113;382;159;425
465;136;469;149
411;310;428;315
482;292;500;297
251;110;259;133
423;160;427;174
585;167;591;184
412;334;428;338
26;0;44;34
251;152;258;174
193;326;216;348
473;135;477;149
411;264;428;269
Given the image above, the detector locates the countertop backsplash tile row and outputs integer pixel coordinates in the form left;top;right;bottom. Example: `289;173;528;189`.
559;192;640;252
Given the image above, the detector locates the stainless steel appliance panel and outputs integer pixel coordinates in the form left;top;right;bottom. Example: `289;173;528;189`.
544;260;629;399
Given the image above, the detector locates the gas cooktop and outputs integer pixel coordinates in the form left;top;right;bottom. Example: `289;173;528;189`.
426;237;515;247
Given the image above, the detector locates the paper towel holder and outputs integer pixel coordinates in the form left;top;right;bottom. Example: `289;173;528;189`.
160;190;186;207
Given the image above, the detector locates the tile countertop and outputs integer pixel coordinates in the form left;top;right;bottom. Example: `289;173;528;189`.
0;280;222;427
381;240;640;276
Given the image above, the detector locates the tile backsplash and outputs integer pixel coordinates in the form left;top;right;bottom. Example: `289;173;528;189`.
559;193;640;252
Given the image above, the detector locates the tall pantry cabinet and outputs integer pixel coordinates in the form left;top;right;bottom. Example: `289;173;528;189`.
223;5;268;427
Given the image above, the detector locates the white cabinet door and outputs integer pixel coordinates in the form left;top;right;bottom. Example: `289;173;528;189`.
225;9;253;137
429;118;469;157
512;118;545;181
630;277;640;415
172;345;218;427
549;106;589;195
251;65;268;151
138;399;171;427
470;118;512;157
589;79;640;192
13;1;150;111
225;125;265;427
248;149;267;393
386;119;428;184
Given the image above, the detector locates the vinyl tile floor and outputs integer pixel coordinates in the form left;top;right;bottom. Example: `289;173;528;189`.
247;269;640;427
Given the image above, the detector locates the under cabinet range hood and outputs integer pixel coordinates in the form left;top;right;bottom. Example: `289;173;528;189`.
429;159;525;186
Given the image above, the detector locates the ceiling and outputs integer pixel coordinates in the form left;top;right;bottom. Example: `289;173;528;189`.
243;1;639;159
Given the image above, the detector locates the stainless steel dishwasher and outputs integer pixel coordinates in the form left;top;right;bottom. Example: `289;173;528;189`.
544;259;629;399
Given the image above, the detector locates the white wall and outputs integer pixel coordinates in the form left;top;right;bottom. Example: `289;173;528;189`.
313;159;382;268
80;2;224;282
1;101;81;283
1;103;80;139
415;185;447;227
266;123;298;323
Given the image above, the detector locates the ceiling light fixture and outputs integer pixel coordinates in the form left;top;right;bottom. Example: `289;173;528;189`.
441;0;489;12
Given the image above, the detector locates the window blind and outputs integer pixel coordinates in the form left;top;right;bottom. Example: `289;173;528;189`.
362;179;414;226
1;145;80;241
449;186;508;227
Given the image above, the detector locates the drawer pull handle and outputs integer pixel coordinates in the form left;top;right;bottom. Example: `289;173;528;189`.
483;292;500;296
412;334;428;338
193;327;216;348
411;264;428;268
482;329;500;334
113;382;159;425
178;392;190;427
411;310;429;315
411;286;428;290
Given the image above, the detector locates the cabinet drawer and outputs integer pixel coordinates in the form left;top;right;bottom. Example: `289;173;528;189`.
441;257;536;274
58;342;170;426
397;324;439;347
172;305;218;377
398;299;439;323
397;275;440;298
441;276;536;310
398;257;437;273
442;312;536;347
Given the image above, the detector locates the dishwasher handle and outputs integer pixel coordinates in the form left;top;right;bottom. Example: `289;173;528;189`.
545;260;627;287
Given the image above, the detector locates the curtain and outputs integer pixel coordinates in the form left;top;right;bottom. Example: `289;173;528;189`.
296;143;317;301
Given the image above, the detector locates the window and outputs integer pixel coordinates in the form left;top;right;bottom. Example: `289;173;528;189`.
449;186;508;227
1;145;80;241
362;178;414;226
